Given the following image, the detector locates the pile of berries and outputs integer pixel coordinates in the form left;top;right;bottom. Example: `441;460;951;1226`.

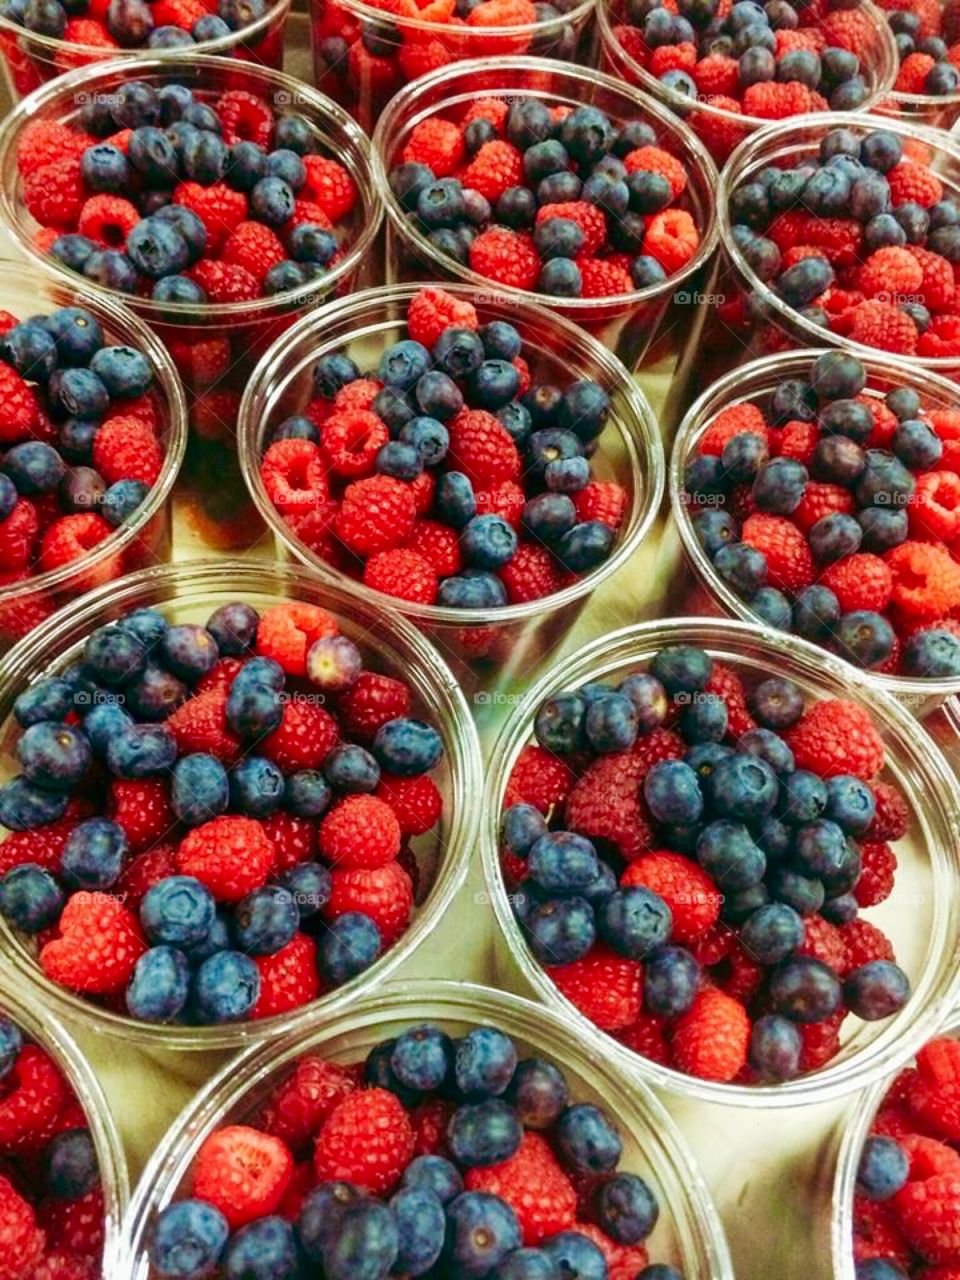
682;350;960;679
314;0;584;125
15;80;356;308
881;0;960;97
387;96;702;298
259;287;629;609
0;598;445;1026
146;1020;681;1279
0;300;169;640
500;643;913;1085
610;0;880;160
850;1034;960;1278
0;1009;107;1280
726;124;960;360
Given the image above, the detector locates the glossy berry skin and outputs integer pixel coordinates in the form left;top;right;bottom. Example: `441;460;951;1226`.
856;1135;909;1200
126;945;191;1023
505;1058;569;1130
193;950;261;1023
444;1192;522;1275
149;1199;230;1280
748;1014;802;1081
318;912;381;985
222;1216;299;1280
455;1026;518;1098
0;864;65;933
390;1025;454;1092
448;1100;522;1167
554;1103;622;1173
594;1172;659;1244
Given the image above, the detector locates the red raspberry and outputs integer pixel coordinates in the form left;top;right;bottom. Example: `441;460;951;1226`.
40;513;113;580
107;779;175;855
193;1125;293;1230
197;657;246;696
286;197;333;233
819;553;893;612
402;118;465;178
363;547;438;604
16;119;89;177
572;481;626;528
786;699;885;779
0;1175;44;1280
262;439;330;517
504;744;575;814
859;246;925;300
911;471;960;542
623;145;686;199
501;544;563;603
466;1133;577;1245
564;749;657;861
260;1055;357;1157
854;841;897;907
174;182;248;255
334;379;382;413
670;988;750;1082
908;245;956;310
895;49;937;90
797;914;846;972
336;475;417;556
152;0;206;22
699;403;767;455
705;662;756;737
325;861;413;944
740;513;815;591
616;1013;671;1065
375;772;442;836
77;194;139;248
854;1195;913;1268
259;813;317;874
0;365;39;444
447;408;520;489
462;140;525;202
865;780;910;842
190;260;259;304
649;41;697;75
908;1041;960;1142
469;228;540;291
319;795;401;869
888;160;944;207
22;156;84;229
262;701;339;772
792;481;854;534
622;851;722;943
405;519;463;577
719;942;765;1004
846;300;919;354
693;53;740;94
167;689;241;764
895;1175;960;1263
37;1184;105;1260
578;258;634;298
407;287;478;349
570;1222;650;1280
0;500;38;570
536;202;607;255
688;99;748;163
0;819;75;877
314;1087;414;1194
919;315;960;359
294;156;357;222
474;479;525;528
887;541;960;619
221;221;287;281
256;601;339;676
898;1134;960;1183
337;672;411;740
0;1044;67;1155
32;1250;98;1280
549;945;642;1032
774;420;818;468
253;933;321;1019
212;90;274;150
320;409;388;478
645;208;700;274
91;416;164;487
840;918;895;975
40;892;146;995
116;844;178;909
176;815;275;902
926;409;960;469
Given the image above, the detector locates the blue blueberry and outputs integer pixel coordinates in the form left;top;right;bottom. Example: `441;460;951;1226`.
555;1103;621;1173
0;864;65;933
17;720;91;790
141;876;215;947
402;1155;464;1203
903;627;960;678
740;902;804;964
283;769;332;819
594;1172;659;1245
522;493;577;545
526;897;595;966
679;692;728;744
61;817;127;889
415;371;462;422
505;1058;568;1129
748;1013;803;1081
448;1100;522;1167
643;760;704;824
148;1200;229;1280
126;945;190;1023
107;723;178;778
843;960;910;1020
527;832;598;895
228;755;284;816
192;950;260;1023
704;753;778;821
81;143;131;193
542;1231;608;1279
102;479;149;527
373;718;442;776
223;1216;299;1280
749;676;804;729
793;819;851;879
857;1135;909;1201
824;775;875;834
445;1192;522;1276
455;1026;517;1098
619;673;669;730
4;441;65;495
83;249;138;293
768;956;842;1022
390;1187;445;1276
780;769;828;824
0;1018;22;1082
643;945;700;1017
599;887;672;959
234;886;299;955
390;1024;453;1091
1;321;58;381
493;1248;557;1278
318;911;381;985
226;676;283;740
696;820;766;890
126;218;190;278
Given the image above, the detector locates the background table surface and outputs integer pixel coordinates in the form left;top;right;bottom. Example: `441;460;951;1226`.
4;27;959;1277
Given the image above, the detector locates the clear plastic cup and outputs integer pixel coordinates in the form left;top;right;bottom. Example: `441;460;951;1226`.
480;616;960;1108
122;979;734;1280
0;259;187;653
236;281;665;698
0;975;129;1276
0;55;383;547
596;0;899;164
0;558;483;1052
371;57;720;370
311;0;597;133
708;111;960;381
831;1015;960;1280
669;347;960;716
0;0;291;102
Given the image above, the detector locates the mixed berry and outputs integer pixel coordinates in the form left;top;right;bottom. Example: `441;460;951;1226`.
608;0;884;161
680;350;960;679
499;644;913;1085
313;0;587;129
0;1009;107;1280
850;1034;960;1277
0;300;171;646
724;124;960;360
0;598;445;1026
257;286;629;609
145;1020;680;1279
387;95;703;298
881;0;960;98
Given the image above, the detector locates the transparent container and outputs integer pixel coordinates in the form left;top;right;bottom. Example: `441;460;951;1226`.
0;0;290;102
122;980;734;1280
0;259;187;653
709;112;960;381
311;0;597;133
596;0;899;164
0;55;383;547
831;1015;960;1280
0;558;483;1052
237;281;665;698
480;616;960;1108
371;58;720;370
0;975;129;1277
670;348;960;716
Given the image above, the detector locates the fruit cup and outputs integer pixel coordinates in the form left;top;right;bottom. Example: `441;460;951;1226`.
481;617;960;1107
237;281;665;698
122;981;734;1279
832;1019;960;1280
312;0;598;136
871;0;960;133
0;0;291;103
596;0;898;164
707;112;960;384
0;55;383;548
0;259;186;653
372;57;720;370
0;976;129;1278
0;558;483;1051
670;348;960;714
